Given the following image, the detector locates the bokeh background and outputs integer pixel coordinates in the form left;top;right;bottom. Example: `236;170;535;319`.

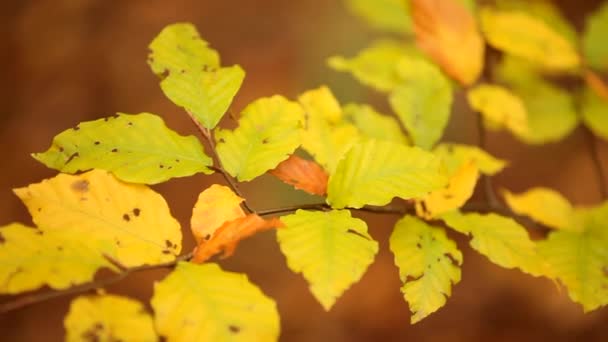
1;0;607;340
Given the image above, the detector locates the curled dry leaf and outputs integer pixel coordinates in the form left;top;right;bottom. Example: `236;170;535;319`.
269;154;329;196
190;184;246;243
192;215;284;263
411;0;484;85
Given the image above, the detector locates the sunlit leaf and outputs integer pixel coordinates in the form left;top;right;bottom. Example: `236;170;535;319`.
191;184;246;243
390;216;462;323
269;155;329;196
503;188;575;231
327;140;447;209
480;7;580;71
389;57;453;149
328;40;420;92
538;202;608;312
411;0;484;85
433;143;507;176
495;0;578;45
441;211;547;277
216;95;305;181
416;161;479;219
65;294;157;342
192;215;284;263
583;2;608;71
148;22;244;129
152;262;280;341
277;210;378;310
467;84;528;136
14;169;182;267
33;113;213;185
581;83;608;140
0;223;115;294
343;103;409;144
345;0;412;34
299;87;361;173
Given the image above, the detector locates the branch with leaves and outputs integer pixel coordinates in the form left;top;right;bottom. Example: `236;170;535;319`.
2;0;608;340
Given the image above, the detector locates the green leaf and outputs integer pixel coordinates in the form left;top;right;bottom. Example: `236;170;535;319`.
328;40;420;92
441;211;547;277
345;0;412;34
148;22;220;74
389;57;453;150
581;86;608;140
389;216;462;323
14;169;182;267
33;113;212;184
583;2;608;71
343;103;409;144
0;223;115;294
327;140;447;209
65;294;157;342
299;87;361;173
215;95;304;181
433;143;507;176
503;187;575;231
480;7;580;71
538;202;608;312
151;262;280;341
277;210;378;310
148;22;244;129
495;0;578;45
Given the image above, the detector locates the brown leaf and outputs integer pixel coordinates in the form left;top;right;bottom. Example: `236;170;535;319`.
411;0;484;85
192;215;284;263
269;155;329;196
190;184;246;243
584;70;608;101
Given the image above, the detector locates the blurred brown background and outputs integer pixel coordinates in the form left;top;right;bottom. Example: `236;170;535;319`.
1;0;607;341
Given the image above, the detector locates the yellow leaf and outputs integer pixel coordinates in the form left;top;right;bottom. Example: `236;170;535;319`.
190;184;246;243
411;0;485;85
433;143;507;176
480;7;580;71
65;294;157;342
503;188;576;231
467;84;529;136
416;161;479;218
14;169;182;267
0;223;116;294
152;262;280;341
298;85;342;123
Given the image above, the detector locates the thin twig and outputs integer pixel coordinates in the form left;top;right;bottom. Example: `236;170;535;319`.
186;112;254;213
0;252;193;315
257;203;330;216
584;127;608;200
475;109;500;207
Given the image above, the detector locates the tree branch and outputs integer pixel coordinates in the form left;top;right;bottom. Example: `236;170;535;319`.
187;112;255;214
584;127;608;200
475;108;500;207
0;252;193;315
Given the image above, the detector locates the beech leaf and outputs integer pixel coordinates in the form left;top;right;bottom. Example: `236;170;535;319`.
343;103;409;145
583;2;608;71
433;143;507;176
190;184;246;243
503;187;575;231
269;155;329;196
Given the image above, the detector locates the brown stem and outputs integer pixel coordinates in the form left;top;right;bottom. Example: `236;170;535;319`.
475;108;500;207
187;112;254;213
0;252;193;315
584;127;608;200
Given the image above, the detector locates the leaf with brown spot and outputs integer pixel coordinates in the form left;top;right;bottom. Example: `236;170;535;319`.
192;215;284;263
269;155;328;196
190;184;246;243
411;0;484;85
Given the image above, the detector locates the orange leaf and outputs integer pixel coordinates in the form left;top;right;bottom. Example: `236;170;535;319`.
190;184;246;243
192;215;284;263
269;155;329;196
411;0;484;85
584;70;608;101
